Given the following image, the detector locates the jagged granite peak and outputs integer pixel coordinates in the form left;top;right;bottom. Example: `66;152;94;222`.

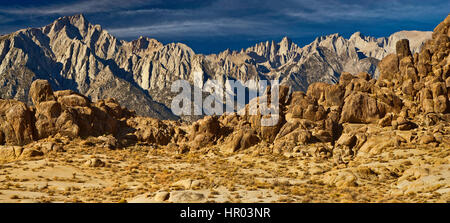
0;14;176;120
121;36;164;57
349;31;379;43
244;36;302;67
385;30;432;54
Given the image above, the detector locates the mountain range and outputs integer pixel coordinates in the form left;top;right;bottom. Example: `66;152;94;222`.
0;14;432;120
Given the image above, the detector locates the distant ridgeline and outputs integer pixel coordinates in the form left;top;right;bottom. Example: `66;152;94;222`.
0;14;431;120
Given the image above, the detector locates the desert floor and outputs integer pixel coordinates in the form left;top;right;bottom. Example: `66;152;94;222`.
0;129;448;203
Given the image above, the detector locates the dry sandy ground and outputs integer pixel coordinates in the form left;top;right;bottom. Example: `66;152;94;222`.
0;132;448;203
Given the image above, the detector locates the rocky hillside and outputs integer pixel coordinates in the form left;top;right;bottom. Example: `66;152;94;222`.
0;14;431;119
0;15;176;120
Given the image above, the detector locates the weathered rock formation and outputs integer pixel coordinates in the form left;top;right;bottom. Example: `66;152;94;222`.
0;100;35;145
1;79;135;146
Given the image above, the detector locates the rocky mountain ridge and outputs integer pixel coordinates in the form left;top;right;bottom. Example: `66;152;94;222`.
0;14;432;120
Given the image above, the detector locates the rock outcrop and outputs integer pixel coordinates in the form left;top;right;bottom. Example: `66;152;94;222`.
0;99;35;145
31;80;135;140
0;79;136;146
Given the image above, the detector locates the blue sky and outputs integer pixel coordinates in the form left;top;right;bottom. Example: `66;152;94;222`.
0;0;448;54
